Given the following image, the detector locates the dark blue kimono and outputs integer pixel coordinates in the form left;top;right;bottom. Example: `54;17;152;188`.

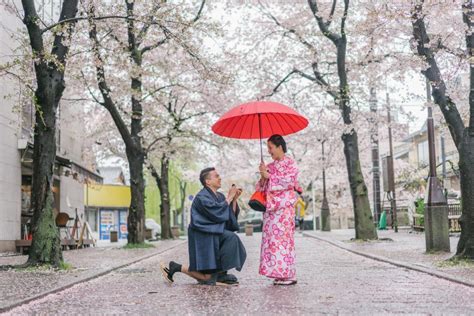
188;187;247;273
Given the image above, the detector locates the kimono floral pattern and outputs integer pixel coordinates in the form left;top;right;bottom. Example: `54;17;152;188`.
256;156;298;280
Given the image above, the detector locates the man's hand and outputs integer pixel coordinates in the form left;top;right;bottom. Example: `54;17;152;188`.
226;185;238;204
233;188;243;201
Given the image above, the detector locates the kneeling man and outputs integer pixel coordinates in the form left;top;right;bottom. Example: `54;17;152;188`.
161;167;247;285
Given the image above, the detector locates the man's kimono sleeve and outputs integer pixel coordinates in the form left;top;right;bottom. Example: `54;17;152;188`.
225;202;240;232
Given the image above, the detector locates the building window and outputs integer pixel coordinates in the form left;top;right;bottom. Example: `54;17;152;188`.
417;140;429;167
86;208;98;232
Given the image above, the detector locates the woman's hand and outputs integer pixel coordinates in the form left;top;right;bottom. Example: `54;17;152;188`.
259;162;269;179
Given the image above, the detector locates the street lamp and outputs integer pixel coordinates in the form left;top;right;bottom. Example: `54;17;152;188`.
369;88;382;225
424;79;450;252
386;93;398;233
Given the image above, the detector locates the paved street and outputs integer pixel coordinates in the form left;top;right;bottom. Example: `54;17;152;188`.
4;233;474;315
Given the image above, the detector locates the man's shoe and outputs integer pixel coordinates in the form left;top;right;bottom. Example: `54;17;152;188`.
216;271;239;286
160;261;181;283
197;273;218;286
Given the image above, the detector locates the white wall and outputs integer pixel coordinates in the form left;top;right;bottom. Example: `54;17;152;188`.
59;174;85;220
0;8;22;251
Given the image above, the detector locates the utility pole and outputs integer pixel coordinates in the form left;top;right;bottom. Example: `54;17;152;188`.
424;79;450;252
370;88;382;225
320;140;330;231
386;93;398;232
311;180;318;230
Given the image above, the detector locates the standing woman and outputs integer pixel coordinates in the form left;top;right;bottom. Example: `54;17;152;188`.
256;134;299;285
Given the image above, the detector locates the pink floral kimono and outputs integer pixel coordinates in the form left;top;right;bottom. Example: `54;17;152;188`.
256;156;299;280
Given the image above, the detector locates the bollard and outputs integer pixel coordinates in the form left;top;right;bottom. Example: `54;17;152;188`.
321;199;331;232
110;230;118;242
245;223;253;236
425;177;450;252
145;228;153;240
171;226;180;239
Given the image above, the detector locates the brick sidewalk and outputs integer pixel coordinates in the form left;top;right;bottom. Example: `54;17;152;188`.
303;229;474;285
0;239;185;312
4;233;474;315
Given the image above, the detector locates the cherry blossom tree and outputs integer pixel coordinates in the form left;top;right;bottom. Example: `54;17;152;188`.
409;1;474;258
0;0;81;266
76;0;233;241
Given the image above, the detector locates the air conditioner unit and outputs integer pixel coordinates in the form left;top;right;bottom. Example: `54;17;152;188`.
17;138;28;150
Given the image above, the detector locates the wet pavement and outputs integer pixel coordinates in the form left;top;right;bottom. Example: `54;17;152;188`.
304;229;474;285
3;233;474;315
0;240;185;312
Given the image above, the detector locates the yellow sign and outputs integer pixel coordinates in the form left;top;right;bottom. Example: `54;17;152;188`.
84;184;131;208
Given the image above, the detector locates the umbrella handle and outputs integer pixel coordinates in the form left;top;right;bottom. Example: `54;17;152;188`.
258;113;263;162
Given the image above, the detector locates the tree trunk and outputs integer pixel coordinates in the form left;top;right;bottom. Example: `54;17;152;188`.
337;41;377;240
456;129;474;258
22;0;79;266
127;147;146;244
28;94;62;265
308;0;377;239
148;158;172;240
342;132;377;239
456;2;474;258
158;155;172;239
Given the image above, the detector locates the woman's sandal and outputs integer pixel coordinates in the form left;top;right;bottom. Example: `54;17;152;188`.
273;279;297;286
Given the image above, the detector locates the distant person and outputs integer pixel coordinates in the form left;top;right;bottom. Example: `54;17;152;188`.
295;189;305;231
256;134;299;286
160;167;246;286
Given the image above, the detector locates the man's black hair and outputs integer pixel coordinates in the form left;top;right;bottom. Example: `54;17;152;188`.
199;167;215;187
268;134;287;153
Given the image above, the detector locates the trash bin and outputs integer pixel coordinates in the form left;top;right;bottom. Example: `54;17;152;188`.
171;226;180;238
378;210;387;230
245;223;253;236
110;230;118;242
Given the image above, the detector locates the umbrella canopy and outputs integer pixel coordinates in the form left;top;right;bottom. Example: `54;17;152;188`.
212;101;308;139
211;101;308;161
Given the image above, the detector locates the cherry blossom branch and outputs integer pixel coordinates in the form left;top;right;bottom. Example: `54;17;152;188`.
87;4;134;149
136;3;166;44
141;0;206;55
411;0;464;147
308;0;341;44
340;0;349;40
326;0;337;28
193;0;206;23
41;15;132;34
462;0;474;133
257;2;316;52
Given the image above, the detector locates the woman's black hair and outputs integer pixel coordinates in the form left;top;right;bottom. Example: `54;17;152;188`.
268;134;287;153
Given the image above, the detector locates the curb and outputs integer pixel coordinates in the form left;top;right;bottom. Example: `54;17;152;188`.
0;240;187;314
303;232;474;288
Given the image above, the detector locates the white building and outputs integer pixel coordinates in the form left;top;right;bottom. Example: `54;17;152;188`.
0;2;101;252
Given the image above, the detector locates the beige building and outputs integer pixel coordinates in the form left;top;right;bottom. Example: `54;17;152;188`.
390;122;460;193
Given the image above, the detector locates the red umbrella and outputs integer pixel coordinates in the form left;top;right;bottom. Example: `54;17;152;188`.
212;101;308;161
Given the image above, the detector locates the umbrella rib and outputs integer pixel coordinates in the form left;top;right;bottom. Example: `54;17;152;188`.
275;112;293;133
262;113;272;137
238;114;251;139
228;115;246;138
249;114;260;139
285;114;305;131
215;118;233;136
270;112;285;135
